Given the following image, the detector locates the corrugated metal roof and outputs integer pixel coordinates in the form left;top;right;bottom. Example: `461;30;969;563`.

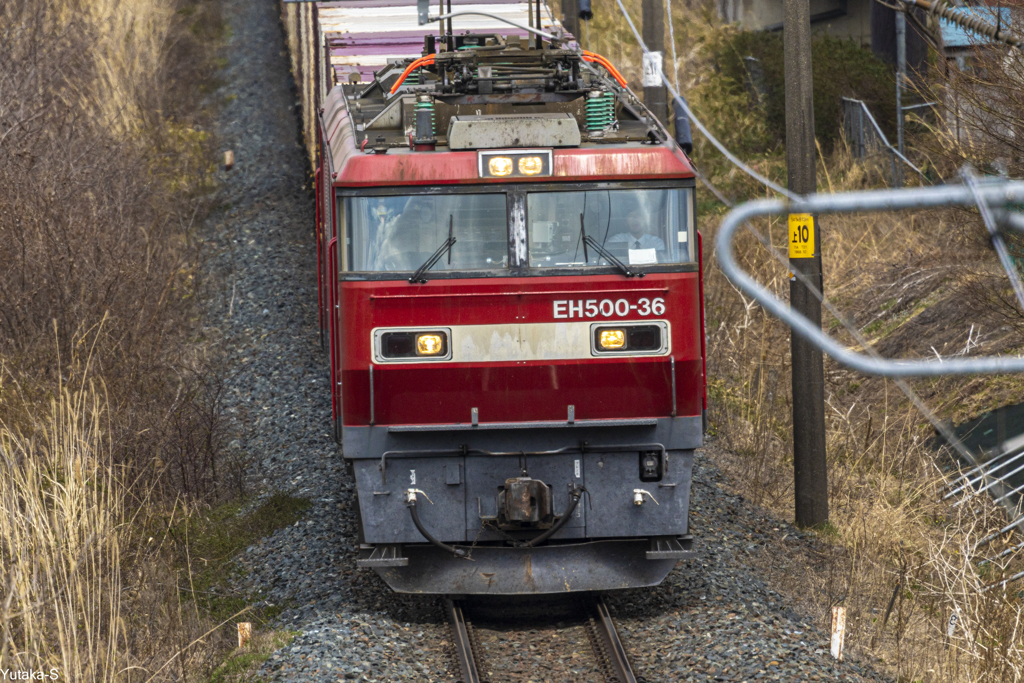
940;6;1012;48
318;0;564;82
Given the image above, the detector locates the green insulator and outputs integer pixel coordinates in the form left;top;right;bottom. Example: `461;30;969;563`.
585;90;615;131
414;95;436;135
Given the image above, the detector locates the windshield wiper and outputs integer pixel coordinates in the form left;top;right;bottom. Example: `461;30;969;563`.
409;215;456;284
579;214;641;278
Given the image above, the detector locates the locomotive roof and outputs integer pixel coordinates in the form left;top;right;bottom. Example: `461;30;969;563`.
318;13;695;185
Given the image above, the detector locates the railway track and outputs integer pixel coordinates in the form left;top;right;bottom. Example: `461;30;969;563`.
444;595;645;683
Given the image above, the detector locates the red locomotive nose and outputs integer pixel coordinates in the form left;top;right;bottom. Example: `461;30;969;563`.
298;6;705;594
338;272;702;428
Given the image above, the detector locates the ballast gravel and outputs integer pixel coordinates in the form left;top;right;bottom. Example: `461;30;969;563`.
204;1;893;681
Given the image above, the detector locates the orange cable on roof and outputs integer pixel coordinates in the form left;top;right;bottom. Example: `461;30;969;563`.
581;51;628;88
389;55;436;94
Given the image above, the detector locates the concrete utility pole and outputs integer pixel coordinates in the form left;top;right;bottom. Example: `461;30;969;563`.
642;0;668;125
783;0;829;527
561;0;579;42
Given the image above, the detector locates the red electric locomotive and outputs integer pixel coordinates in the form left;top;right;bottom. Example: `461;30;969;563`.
310;16;705;595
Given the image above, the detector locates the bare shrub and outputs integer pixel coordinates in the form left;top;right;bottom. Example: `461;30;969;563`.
917;19;1024;180
0;0;228;500
702;168;1024;680
0;0;242;680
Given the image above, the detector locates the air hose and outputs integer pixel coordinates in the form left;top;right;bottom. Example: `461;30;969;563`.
523;485;584;547
390;55;436;94
406;485;585;555
406;491;468;558
580;50;628;87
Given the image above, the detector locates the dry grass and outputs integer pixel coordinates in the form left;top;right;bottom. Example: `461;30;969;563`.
911;15;1024;182
0;0;269;681
596;4;1024;680
0;381;128;680
701;141;1024;683
0;374;275;683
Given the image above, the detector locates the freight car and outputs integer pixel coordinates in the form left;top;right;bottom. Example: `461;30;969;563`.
281;0;704;594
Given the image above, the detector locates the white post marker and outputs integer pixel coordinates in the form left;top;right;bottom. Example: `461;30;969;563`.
830;606;846;661
238;622;252;648
947;607;960;638
641;51;663;88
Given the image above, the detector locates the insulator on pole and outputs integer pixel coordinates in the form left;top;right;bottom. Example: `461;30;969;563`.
672;96;693;154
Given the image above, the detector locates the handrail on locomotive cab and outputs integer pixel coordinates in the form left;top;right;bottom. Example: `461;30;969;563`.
715;179;1024;377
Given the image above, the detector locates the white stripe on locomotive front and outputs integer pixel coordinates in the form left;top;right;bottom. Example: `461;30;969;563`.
372;321;671;364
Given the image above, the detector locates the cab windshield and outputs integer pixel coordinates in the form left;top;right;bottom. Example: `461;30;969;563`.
341;186;695;275
526;188;693;268
346;194;508;272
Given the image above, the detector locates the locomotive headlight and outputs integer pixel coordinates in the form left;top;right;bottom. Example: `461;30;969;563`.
591;323;666;355
488;156;514;177
518;156;544;175
479;150;553;178
416;333;445;355
377;329;450;361
598;329;626;350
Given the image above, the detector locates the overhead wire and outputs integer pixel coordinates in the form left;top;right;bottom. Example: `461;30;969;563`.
963;166;1024;312
611;0;799;201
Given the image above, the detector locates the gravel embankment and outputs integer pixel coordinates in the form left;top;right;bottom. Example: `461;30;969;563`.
207;0;451;679
205;1;893;681
609;442;887;682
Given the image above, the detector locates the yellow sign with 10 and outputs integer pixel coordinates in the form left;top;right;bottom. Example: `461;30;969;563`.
788;213;815;259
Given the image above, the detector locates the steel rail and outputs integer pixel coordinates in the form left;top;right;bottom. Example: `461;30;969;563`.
973;514;1024;551
585;595;640;683
981;538;1024;566
715;180;1024;377
953;455;1024;506
446;599;484;683
984;567;1024;592
991;477;1024;505
446;596;640;682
